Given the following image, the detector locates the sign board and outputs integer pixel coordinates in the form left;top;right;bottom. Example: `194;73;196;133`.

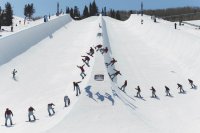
94;74;104;81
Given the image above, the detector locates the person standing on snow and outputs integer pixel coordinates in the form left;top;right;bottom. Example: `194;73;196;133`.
77;65;86;79
119;80;127;92
12;69;17;79
165;86;171;96
150;87;157;98
64;96;70;107
5;108;14;126
188;79;195;88
177;83;185;93
47;103;55;116
28;106;36;122
73;81;82;96
174;23;177;29
135;86;142;98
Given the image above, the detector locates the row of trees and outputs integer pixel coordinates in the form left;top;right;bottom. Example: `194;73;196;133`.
66;0;98;19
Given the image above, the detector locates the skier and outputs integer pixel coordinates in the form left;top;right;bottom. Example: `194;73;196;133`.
177;83;185;93
73;81;82;96
165;86;171;96
28;106;36;122
105;58;117;67
12;69;17;79
5;108;13;126
87;47;95;57
81;56;90;67
188;79;195;88
174;23;177;29
47;103;55;116
77;65;86;79
95;44;103;51
109;69;122;81
119;80;127;92
150;87;157;98
135;86;142;98
64;95;70;107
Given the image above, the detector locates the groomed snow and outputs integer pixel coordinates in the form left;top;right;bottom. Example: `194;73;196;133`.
0;14;200;133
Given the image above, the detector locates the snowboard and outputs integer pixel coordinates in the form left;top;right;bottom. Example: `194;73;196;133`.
82;59;90;67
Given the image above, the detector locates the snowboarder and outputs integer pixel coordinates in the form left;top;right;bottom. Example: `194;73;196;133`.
119;80;127;92
47;103;55;116
177;83;184;93
135;86;142;98
5;108;13;126
64;95;70;107
150;87;157;98
188;79;195;88
73;81;82;96
174;23;177;29
100;47;108;54
165;86;171;96
87;47;95;57
12;69;17;79
105;58;117;67
95;44;103;51
28;106;36;122
11;25;13;32
81;56;90;67
77;65;86;79
109;69;122;81
99;23;102;28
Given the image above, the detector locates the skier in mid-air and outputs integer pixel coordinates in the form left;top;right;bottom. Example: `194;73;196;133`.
119;80;127;92
47;103;55;116
109;69;122;81
177;83;185;93
150;87;157;98
64;95;70;107
135;86;142;98
95;44;103;51
5;108;13;126
81;56;90;67
12;69;17;79
188;79;195;88
28;106;36;122
73;81;82;96
165;86;171;96
77;65;86;79
105;58;117;67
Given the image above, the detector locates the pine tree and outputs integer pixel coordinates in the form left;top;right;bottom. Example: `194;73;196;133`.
70;8;74;18
66;7;70;14
89;3;92;16
83;6;89;18
74;6;80;19
91;0;98;16
116;11;121;20
5;2;13;26
24;3;35;19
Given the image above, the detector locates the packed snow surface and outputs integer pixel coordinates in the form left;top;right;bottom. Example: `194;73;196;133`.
0;14;200;133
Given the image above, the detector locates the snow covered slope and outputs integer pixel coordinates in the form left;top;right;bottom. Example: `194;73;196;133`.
1;14;200;133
